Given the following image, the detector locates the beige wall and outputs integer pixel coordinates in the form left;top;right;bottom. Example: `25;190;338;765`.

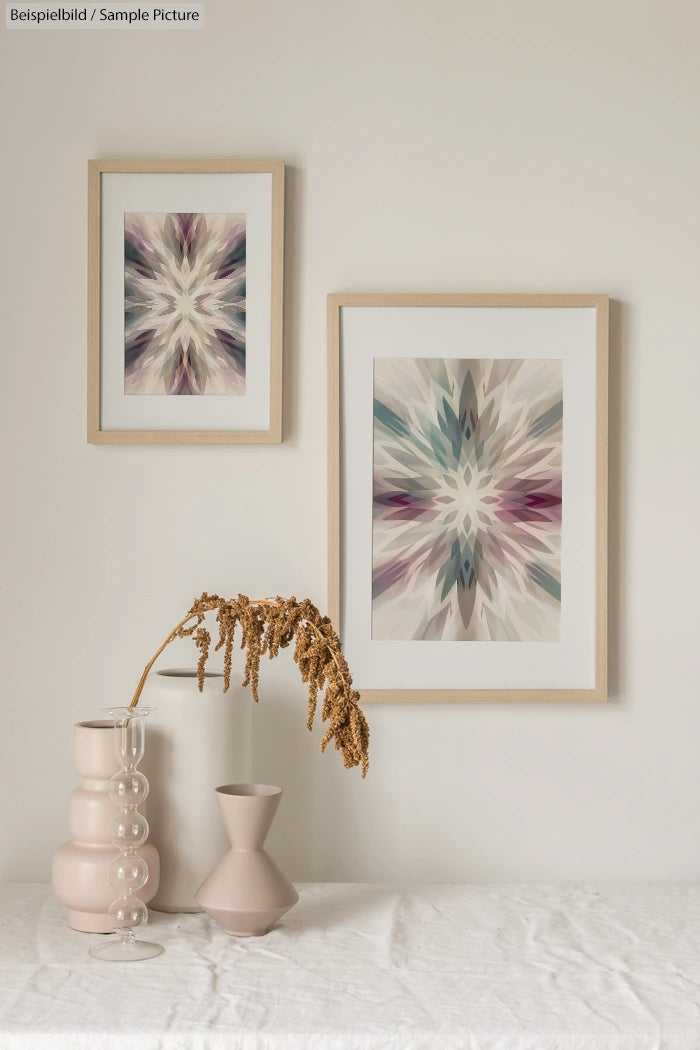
1;0;699;882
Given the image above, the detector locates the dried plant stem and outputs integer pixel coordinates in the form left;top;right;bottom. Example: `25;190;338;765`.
128;593;369;776
129;613;197;711
128;603;348;708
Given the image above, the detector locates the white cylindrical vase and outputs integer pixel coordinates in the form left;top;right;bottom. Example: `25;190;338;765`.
140;668;252;912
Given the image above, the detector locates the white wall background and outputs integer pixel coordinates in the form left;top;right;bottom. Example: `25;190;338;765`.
1;0;698;884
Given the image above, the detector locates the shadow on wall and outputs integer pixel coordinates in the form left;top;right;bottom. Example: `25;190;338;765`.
246;661;322;881
607;297;626;701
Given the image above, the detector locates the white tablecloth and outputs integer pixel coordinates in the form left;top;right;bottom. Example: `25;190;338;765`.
1;882;699;1049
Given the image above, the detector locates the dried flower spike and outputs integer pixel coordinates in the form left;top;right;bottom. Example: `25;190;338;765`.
129;593;369;777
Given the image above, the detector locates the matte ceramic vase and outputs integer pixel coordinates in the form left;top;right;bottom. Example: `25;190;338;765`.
51;720;160;933
195;784;298;937
140;669;252;912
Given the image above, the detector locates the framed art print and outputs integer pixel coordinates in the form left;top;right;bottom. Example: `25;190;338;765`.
328;294;608;702
87;159;284;443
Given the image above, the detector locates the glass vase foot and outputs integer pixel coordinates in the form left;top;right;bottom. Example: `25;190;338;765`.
89;938;164;962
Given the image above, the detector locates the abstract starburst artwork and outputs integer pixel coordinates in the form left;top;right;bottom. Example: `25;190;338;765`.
372;357;563;642
124;212;246;396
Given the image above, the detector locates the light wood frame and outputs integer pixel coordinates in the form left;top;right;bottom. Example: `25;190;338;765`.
87;158;284;444
328;293;609;703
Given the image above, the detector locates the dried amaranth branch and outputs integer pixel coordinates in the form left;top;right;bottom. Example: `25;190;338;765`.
129;592;369;777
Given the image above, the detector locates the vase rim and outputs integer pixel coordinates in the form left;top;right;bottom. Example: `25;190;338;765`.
155;667;225;679
75;719;114;730
216;783;282;798
101;706;155;718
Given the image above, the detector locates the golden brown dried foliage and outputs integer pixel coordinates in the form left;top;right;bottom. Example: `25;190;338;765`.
129;593;369;777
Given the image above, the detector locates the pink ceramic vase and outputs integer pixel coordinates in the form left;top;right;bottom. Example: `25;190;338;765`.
195;784;298;937
51;720;160;933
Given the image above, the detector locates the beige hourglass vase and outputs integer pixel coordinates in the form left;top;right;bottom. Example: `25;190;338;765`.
195;783;298;937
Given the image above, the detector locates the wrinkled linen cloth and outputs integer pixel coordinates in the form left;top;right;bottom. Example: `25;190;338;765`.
1;882;699;1050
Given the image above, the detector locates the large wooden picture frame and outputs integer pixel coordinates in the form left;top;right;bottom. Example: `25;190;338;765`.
329;293;608;702
88;158;284;444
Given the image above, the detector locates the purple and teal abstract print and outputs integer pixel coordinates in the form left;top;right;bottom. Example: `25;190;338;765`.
372;357;563;641
124;212;246;395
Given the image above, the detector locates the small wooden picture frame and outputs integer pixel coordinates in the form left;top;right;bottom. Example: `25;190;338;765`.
87;158;284;444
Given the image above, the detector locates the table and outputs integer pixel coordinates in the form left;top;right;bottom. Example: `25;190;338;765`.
1;882;699;1049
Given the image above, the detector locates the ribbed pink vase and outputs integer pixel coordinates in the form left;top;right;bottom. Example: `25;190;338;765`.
195;784;298;937
51;720;160;933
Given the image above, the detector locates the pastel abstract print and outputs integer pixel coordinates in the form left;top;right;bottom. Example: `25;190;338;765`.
372;357;563;641
124;212;246;395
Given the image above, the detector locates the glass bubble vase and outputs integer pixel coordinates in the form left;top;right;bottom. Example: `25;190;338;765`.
89;708;163;962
